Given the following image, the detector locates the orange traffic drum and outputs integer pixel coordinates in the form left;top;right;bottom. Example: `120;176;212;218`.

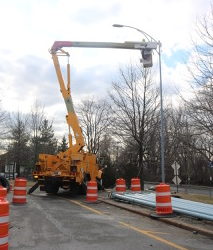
0;198;9;250
155;183;173;215
115;178;126;193
12;178;27;204
130;178;141;192
86;181;98;203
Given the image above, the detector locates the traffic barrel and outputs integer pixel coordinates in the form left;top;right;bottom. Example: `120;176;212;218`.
155;183;173;215
115;178;126;193
12;178;27;204
0;186;7;199
0;198;9;250
130;178;141;192
86;181;98;203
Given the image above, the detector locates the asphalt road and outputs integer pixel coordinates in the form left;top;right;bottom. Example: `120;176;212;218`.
7;190;213;250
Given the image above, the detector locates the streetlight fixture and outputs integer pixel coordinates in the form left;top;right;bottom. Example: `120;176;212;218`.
113;24;165;183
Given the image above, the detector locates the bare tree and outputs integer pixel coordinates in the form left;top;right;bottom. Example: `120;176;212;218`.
7;112;30;177
109;64;159;186
189;6;213;87
185;7;213;163
30;100;45;164
77;99;112;154
0;102;9;150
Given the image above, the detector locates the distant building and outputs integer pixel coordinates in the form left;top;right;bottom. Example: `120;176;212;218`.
0;153;17;179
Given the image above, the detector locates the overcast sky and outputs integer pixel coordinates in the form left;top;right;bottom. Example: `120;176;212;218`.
0;0;211;137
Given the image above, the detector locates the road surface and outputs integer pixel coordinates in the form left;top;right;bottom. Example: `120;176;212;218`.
8;190;213;250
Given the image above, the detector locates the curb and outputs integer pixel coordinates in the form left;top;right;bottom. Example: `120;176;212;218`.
98;198;213;238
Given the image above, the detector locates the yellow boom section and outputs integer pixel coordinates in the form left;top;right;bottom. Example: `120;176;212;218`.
51;53;85;153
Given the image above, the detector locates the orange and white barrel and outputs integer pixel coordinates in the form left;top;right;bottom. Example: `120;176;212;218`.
12;178;27;204
0;186;7;199
115;178;126;193
0;199;9;250
155;183;173;215
86;181;98;203
130;178;141;192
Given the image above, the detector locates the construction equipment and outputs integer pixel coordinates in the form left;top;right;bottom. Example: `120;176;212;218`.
29;40;157;194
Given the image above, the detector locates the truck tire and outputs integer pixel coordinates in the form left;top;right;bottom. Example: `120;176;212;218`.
45;183;59;194
97;178;104;190
80;174;91;195
80;182;87;195
0;176;10;192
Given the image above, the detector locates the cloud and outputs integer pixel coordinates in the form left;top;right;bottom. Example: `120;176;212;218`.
0;49;122;114
0;54;57;111
72;3;121;25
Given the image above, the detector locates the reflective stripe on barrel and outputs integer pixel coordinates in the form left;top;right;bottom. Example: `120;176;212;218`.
86;186;97;190
0;216;9;224
86;193;98;197
156;202;172;207
0;236;8;245
156;192;171;196
14;187;26;190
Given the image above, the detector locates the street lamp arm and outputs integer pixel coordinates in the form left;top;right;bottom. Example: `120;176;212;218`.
113;24;158;44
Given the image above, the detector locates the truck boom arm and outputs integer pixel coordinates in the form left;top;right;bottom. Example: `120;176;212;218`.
51;41;158;53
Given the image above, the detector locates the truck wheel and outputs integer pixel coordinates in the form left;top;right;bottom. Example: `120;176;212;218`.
97;178;104;190
80;182;87;195
80;174;90;195
0;176;10;192
45;183;59;194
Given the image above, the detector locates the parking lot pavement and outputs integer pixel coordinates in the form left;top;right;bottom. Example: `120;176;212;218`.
7;190;213;250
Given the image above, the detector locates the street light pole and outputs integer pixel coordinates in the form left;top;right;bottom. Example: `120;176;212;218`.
158;42;165;183
113;24;165;183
